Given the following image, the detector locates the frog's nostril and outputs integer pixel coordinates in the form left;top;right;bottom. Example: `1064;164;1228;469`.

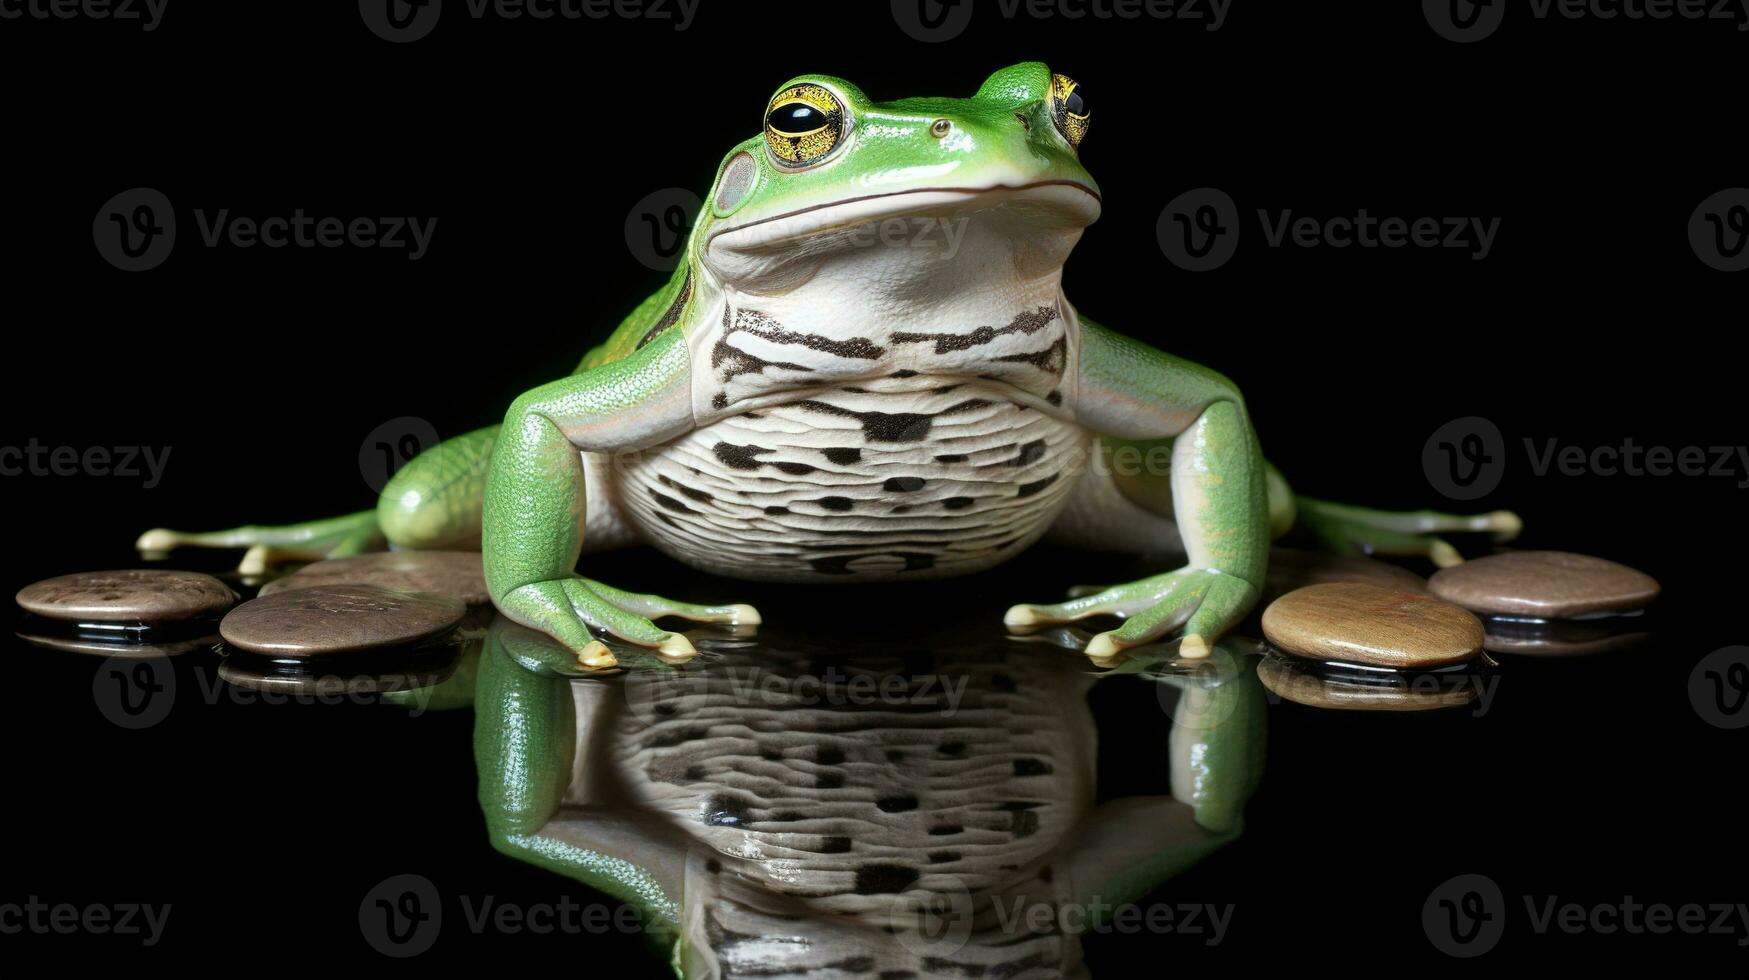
929;118;953;139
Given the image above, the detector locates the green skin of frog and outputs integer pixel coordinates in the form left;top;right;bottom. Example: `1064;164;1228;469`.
139;63;1518;671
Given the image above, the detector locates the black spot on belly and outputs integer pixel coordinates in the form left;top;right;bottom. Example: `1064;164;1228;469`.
659;475;712;503
817;746;846;765
854;865;920;895
775;461;817;475
714;442;772;470
889;369;918;378
650;491;697;514
884;476;925;492
705;858;722;874
943;497;974;511
809;556;856;575
703;794;753;827
885;749;905;762
819;836;853;854
1047;389;1063;406
816;772;846;790
815;496;854;512
1038;866;1054;884
899;552;936;572
822;447;862;465
1017;474;1059;497
1013;758;1053;777
1009;810;1040;837
758;746;783;761
938;741;966;756
928;824;962;836
764;506;790;515
892;505;912;514
928;852;960;864
934;453;968;464
877;795;919;813
1008;440;1047;467
863;412;933;442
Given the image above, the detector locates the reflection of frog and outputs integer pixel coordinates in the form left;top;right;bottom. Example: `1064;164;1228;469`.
468;615;1265;977
140;63;1516;667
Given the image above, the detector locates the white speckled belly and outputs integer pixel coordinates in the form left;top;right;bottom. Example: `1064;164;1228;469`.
612;381;1089;581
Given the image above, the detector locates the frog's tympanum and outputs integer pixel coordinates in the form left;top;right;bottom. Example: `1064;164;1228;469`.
464;615;1265;977
139;62;1517;668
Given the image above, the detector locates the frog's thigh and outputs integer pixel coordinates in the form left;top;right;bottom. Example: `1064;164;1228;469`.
1045;464;1184;554
378;427;637;554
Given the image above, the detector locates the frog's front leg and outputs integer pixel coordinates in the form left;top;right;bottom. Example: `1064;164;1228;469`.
1006;317;1268;660
485;331;759;669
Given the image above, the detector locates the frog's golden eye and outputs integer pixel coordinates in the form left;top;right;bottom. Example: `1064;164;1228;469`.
764;84;846;169
1050;73;1089;149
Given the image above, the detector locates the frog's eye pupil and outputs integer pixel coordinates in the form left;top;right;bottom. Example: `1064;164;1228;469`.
1065;87;1086;118
763;84;847;169
768;103;826;136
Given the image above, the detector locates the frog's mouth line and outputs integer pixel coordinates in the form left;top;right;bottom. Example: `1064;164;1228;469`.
707;180;1101;253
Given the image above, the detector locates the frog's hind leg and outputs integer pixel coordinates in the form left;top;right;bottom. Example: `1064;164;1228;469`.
136;425;503;572
136;510;385;574
1291;494;1521;568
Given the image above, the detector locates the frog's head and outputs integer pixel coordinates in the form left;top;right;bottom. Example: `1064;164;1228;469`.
696;63;1100;293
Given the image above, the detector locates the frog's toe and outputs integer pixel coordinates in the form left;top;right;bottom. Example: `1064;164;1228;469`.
1004;570;1189;629
1080;569;1258;663
576;577;761;626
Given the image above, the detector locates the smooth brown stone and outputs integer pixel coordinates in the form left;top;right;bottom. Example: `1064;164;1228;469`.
258;551;489;606
1428;550;1659;619
1261;582;1484;668
1262;548;1426;605
16;569;237;623
1257;655;1478;712
220;585;465;657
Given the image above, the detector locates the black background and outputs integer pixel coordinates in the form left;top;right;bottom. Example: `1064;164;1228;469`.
1;0;1743;971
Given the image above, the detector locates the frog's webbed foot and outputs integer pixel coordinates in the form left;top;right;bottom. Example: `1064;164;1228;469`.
135;510;384;573
495;575;760;670
1292;496;1521;568
1005;566;1259;663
